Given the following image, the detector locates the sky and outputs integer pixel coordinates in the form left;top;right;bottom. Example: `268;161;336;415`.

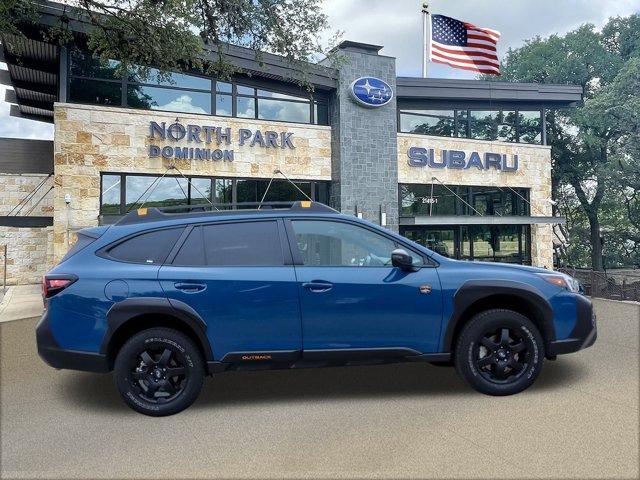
1;0;639;140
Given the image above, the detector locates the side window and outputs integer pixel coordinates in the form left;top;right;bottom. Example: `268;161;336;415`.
172;226;205;266
108;227;183;264
202;221;284;266
291;220;423;267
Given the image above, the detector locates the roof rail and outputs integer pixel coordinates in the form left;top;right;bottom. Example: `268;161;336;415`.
115;201;338;225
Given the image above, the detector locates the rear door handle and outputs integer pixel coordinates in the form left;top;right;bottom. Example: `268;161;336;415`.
174;282;206;293
302;281;333;292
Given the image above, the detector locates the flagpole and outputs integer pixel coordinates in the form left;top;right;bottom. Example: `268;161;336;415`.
422;2;430;77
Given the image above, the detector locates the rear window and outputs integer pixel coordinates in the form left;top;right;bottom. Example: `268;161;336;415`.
108;227;183;264
172;221;283;266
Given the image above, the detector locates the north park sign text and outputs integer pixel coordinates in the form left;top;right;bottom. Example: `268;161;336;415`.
408;147;518;171
148;121;295;162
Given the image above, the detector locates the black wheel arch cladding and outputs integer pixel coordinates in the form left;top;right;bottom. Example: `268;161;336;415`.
102;297;214;363
443;279;555;352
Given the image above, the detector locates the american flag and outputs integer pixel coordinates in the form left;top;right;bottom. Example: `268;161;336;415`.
429;14;501;75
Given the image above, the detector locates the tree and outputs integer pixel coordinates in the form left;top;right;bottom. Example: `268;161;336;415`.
486;16;640;270
1;0;334;87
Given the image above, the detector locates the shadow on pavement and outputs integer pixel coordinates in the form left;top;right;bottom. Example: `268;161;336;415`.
60;358;586;413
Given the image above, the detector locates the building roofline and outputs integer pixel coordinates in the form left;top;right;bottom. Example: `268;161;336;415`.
396;77;583;107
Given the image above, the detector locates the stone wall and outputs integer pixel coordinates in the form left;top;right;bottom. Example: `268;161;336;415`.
0;173;54;285
53;103;332;262
324;48;399;230
397;134;554;268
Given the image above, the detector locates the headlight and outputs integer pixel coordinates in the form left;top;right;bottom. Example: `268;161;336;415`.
538;273;581;292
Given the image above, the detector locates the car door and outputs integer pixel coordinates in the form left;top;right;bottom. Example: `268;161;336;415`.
286;218;443;355
158;219;302;361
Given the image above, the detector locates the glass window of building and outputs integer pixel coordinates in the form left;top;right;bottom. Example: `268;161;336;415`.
125;176;189;211
400;184;529;218
401;225;531;265
67;49;328;125
400;110;455;136
101;175;121;214
400;107;542;145
101;174;330;214
189;178;212;205
518;111;542;144
127;85;211;114
69;78;122;107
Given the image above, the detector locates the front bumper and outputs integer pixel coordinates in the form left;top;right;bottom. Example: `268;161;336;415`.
547;294;597;356
36;310;110;373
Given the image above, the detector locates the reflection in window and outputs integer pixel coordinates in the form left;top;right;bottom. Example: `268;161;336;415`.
314;102;329;125
258;98;310;123
403;228;455;258
215;94;232;116
518;111;542;144
257;180;311;202
70;49;121;79
401;108;542;144
68;48;328;125
125;176;189;211
214;179;232;204
189;178;212;205
101;175;121;214
69;78;122;106
128;67;211;90
400;110;455;136
127;86;211;114
236;97;255;118
400;184;529;217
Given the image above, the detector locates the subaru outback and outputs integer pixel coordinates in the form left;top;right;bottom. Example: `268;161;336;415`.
36;201;596;416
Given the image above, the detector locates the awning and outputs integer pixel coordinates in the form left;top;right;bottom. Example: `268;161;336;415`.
400;215;566;226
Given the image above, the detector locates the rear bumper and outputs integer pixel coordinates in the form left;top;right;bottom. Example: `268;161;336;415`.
547;294;597;357
36;310;110;373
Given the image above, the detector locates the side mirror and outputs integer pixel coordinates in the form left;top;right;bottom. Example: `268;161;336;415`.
391;248;417;272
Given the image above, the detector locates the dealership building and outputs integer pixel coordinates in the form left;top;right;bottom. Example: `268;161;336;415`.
0;1;582;284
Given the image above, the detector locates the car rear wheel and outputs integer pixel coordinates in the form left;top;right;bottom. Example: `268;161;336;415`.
454;309;544;396
114;328;204;416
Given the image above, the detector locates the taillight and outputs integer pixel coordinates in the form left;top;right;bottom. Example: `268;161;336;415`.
42;275;78;299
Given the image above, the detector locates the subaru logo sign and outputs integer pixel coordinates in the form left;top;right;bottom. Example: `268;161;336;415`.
349;77;393;108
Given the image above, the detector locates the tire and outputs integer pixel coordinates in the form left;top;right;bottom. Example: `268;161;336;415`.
114;327;205;416
454;309;544;396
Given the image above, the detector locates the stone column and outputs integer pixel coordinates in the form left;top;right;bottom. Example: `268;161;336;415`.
322;42;399;231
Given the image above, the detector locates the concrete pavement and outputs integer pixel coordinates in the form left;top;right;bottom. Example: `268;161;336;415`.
0;284;43;323
1;299;638;479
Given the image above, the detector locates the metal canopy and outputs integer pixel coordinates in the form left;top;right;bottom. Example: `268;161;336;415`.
0;34;59;123
400;215;566;226
396;77;583;108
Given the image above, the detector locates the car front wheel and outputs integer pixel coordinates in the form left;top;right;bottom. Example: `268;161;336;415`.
454;309;544;396
114;327;204;416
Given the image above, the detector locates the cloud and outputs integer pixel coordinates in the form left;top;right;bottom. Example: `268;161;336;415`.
0;62;55;140
2;1;639;140
321;0;640;78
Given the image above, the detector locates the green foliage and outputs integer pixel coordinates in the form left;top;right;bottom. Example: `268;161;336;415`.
2;0;335;89
484;15;640;269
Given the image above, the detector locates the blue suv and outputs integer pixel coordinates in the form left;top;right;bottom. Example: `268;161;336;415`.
37;201;596;416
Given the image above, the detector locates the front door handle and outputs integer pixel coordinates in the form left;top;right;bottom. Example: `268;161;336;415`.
174;282;206;293
302;281;333;293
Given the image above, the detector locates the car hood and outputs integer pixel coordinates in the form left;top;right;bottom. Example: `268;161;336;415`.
461;260;552;276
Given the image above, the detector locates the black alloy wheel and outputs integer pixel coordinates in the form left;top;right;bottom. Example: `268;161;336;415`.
114;328;204;416
454;309;544;396
475;326;530;383
130;346;188;403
